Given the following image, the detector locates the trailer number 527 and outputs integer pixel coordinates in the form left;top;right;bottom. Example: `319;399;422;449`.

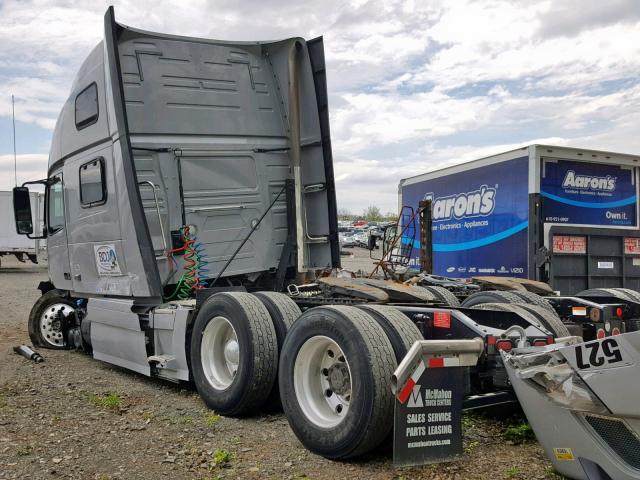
575;338;622;369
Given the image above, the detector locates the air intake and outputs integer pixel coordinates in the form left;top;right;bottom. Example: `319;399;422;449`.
585;414;640;470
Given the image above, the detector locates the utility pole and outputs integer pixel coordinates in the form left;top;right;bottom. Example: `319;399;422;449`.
12;94;17;187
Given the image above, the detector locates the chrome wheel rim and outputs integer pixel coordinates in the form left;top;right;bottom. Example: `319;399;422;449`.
294;335;352;428
201;316;239;390
40;303;72;347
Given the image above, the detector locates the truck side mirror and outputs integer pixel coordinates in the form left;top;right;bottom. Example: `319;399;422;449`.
367;233;377;251
13;187;34;235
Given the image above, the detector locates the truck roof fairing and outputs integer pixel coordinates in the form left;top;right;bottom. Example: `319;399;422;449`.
45;7;339;300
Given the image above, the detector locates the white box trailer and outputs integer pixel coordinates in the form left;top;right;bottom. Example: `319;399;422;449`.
399;144;640;294
0;190;44;266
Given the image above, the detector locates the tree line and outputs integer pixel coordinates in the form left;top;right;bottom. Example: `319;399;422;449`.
337;206;398;222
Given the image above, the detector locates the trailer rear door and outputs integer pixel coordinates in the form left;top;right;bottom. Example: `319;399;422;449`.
540;157;640;294
548;227;640;294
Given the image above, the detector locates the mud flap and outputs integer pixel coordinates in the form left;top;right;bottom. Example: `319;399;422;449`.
391;338;483;466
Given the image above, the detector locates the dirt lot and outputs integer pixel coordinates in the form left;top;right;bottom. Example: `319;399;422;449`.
0;255;556;479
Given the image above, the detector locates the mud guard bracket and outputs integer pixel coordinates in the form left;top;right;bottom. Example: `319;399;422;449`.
391;338;484;467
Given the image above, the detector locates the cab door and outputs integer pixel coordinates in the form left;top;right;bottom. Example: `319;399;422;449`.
46;171;73;290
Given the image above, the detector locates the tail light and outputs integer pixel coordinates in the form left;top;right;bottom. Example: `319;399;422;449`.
612;327;621;336
495;339;513;352
532;339;547;347
547;336;555;344
596;328;606;339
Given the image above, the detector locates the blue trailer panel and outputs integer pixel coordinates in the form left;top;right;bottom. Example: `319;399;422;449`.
401;156;529;278
541;159;636;227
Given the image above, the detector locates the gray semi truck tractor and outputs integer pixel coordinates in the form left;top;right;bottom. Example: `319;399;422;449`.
11;8;640;467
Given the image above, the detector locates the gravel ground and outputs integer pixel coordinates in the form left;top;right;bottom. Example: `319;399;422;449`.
340;246;380;275
0;255;556;479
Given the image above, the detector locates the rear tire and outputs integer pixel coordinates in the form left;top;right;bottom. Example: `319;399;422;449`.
279;306;396;459
510;290;556;314
28;289;76;350
473;302;570;338
461;290;524;308
190;292;277;416
611;288;640;303
472;302;541;328
516;304;570;338
357;305;422;362
578;288;640;303
421;285;461;307
253;291;301;410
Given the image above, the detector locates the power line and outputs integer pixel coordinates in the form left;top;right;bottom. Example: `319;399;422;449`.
12;94;17;187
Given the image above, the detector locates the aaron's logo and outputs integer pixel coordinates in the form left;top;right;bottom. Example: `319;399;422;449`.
424;184;497;221
562;170;616;191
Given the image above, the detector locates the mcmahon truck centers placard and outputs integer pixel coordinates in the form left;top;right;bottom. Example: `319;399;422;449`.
541;159;637;227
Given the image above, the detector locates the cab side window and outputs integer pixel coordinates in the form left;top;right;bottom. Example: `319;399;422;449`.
80;158;106;206
48;175;65;235
75;83;98;130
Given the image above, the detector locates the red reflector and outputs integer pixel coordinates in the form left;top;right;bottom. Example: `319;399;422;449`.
496;340;512;352
612;327;621;336
532;340;547;347
596;328;606;339
398;378;416;404
433;311;451;328
428;357;444;368
487;335;497;345
616;307;624;318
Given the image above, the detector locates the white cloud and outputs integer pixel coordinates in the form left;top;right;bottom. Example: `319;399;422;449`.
0;154;49;190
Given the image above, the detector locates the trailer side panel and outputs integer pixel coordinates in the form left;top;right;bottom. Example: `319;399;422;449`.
401;156;529;278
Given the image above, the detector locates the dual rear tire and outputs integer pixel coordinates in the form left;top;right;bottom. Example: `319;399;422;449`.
190;292;420;459
278;306;398;459
190;292;278;416
190;291;301;416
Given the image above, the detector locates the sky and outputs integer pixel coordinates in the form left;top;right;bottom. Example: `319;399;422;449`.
1;0;640;214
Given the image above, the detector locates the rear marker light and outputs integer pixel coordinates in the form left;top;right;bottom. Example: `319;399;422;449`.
495;340;512;352
616;307;624;318
573;306;587;316
433;311;451;329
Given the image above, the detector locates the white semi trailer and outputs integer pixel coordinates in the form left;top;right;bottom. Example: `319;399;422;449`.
12;8;640;470
1;190;43;267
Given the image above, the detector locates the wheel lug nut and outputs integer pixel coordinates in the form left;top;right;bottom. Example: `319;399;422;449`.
322;368;329;376
325;389;333;397
327;350;334;358
336;404;343;414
